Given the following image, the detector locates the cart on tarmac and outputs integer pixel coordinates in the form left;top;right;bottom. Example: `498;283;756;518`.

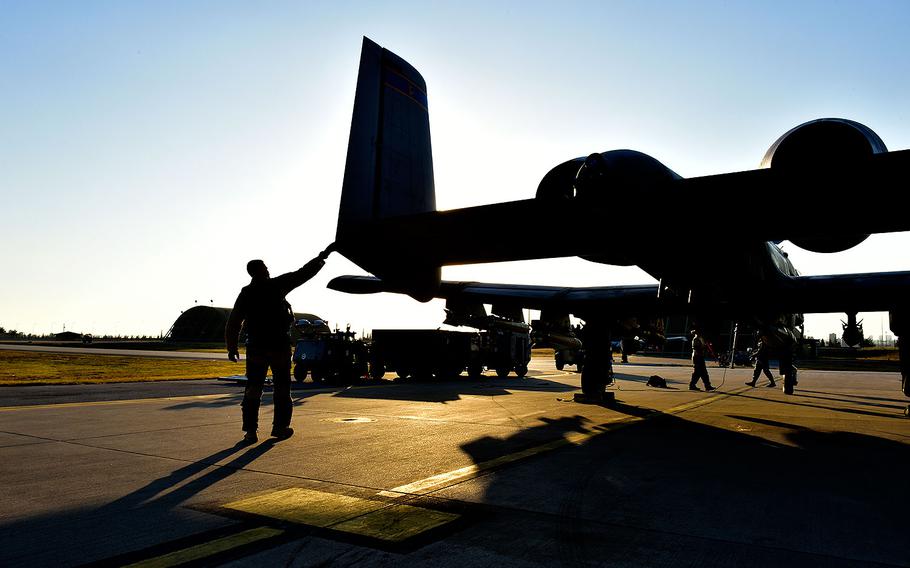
292;320;369;385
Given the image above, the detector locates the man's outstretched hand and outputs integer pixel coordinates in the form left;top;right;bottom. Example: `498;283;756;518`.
228;349;240;362
318;242;337;261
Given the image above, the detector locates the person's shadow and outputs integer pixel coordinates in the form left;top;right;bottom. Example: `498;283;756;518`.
2;440;277;566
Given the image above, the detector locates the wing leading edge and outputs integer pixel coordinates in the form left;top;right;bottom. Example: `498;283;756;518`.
328;271;910;319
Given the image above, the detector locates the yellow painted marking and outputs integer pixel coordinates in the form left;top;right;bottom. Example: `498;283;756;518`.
334;504;460;542
0;394;234;412
381;386;750;497
224;488;384;527
124;526;283;568
222;487;460;542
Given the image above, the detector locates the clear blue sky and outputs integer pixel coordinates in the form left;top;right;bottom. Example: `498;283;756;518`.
3;1;910;340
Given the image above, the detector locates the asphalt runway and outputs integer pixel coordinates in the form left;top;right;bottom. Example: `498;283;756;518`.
1;356;908;567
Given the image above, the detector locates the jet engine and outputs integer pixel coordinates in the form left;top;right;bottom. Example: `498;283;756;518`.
536;149;681;204
761;118;887;253
535;149;681;265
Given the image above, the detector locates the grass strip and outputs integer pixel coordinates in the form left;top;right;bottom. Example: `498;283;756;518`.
0;350;243;385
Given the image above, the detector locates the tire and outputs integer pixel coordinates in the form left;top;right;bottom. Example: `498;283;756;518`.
581;365;606;397
293;364;307;383
783;373;796;395
396;369;411;380
515;365;528;378
576;361;584;373
468;363;483;379
496;367;511;378
555;352;565;371
370;361;385;380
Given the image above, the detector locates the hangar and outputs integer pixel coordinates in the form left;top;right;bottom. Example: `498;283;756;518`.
165;305;327;342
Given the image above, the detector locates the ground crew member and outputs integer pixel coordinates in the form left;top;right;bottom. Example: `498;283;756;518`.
746;335;776;388
689;328;716;391
226;246;334;443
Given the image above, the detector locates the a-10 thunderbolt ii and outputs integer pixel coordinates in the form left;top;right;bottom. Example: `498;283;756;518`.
327;37;910;410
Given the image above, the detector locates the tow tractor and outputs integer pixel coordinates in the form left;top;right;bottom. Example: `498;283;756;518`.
292;319;369;385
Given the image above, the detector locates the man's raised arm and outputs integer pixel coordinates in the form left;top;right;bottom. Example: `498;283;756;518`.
276;243;336;293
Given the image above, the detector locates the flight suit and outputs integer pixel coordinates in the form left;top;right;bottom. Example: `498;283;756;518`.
225;258;324;434
689;334;713;390
747;340;775;386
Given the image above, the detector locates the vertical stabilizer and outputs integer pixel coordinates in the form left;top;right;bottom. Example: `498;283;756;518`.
336;37;439;299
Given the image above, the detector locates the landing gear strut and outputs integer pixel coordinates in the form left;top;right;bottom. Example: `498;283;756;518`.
580;320;613;399
779;349;797;395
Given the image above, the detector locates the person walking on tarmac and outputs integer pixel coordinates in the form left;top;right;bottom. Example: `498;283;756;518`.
689;328;716;391
746;335;776;388
226;246;334;444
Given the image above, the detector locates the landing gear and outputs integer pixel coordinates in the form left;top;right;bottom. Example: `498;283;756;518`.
783;370;797;395
779;348;797;395
579;320;613;398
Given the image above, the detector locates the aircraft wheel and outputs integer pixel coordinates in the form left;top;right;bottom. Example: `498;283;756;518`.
468;362;483;379
370;362;385;380
576;362;584;373
783;373;795;395
293;364;307;383
581;365;606;397
555;352;565;371
396;369;411;380
496;367;511;378
515;365;528;378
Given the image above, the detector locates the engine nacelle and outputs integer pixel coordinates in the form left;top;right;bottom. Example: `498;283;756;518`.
536;149;681;204
535;149;681;265
762;118;887;253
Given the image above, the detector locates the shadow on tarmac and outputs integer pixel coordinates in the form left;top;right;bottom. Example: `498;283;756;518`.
451;399;909;567
1;440;277;566
331;375;577;403
162;388;327;411
725;389;905;420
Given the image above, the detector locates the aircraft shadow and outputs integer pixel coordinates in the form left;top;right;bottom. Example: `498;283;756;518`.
331;375;577;403
448;400;910;566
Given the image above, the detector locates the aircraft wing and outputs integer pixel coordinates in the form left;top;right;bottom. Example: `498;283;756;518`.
330;275;672;319
337;150;910;266
329;271;910;319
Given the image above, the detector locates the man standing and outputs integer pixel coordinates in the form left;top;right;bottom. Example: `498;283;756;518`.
746;335;776;388
689;328;716;392
226;247;333;443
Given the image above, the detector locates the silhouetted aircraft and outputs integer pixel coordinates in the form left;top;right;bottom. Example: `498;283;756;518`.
327;37;910;407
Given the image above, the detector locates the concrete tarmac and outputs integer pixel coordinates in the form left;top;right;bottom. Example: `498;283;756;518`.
1;356;907;567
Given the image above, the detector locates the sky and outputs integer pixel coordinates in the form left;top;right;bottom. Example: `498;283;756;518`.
3;0;910;342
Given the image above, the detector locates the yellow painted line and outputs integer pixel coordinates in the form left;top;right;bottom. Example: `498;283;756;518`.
0;393;234;412
223;487;459;543
380;386;751;497
124;526;283;568
224;487;385;527
333;504;459;542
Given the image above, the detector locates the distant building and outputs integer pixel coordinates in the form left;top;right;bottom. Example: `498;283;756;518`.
165;305;326;343
54;331;83;341
828;333;839;347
